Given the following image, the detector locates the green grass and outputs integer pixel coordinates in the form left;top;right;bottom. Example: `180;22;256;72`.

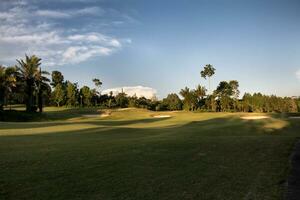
1;107;300;199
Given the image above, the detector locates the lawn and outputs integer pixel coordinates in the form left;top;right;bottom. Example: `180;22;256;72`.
0;107;299;199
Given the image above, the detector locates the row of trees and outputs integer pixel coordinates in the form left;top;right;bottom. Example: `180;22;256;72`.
0;55;299;113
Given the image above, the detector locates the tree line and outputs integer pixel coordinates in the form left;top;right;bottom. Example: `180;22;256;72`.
0;55;299;113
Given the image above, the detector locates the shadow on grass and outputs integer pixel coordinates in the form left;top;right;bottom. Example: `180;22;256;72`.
0;114;294;138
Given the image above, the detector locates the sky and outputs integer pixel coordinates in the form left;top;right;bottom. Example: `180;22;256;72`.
0;0;300;99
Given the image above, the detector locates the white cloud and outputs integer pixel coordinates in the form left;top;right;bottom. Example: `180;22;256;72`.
36;10;70;18
102;86;157;99
36;7;104;18
0;1;131;66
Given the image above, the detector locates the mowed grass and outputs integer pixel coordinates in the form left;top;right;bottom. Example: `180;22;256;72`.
0;108;300;200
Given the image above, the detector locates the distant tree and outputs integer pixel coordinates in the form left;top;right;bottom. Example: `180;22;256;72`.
80;86;92;106
66;81;77;107
200;64;216;94
17;55;46;112
0;66;17;110
162;93;182;110
195;85;207;100
52;84;65;107
215;81;234;111
51;71;64;87
115;92;129;108
180;87;198;111
229;80;240;111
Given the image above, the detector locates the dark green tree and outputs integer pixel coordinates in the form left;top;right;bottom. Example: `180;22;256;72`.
80;86;92;106
162;93;182;110
51;71;64;87
17;55;45;112
0;66;17;110
66;81;77;107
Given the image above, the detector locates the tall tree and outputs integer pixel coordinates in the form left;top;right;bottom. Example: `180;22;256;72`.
0;66;17;110
80;86;92;107
229;80;240;99
66;81;77;107
92;78;102;106
200;64;216;94
17;55;43;112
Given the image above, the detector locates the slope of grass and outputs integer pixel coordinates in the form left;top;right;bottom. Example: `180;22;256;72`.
0;107;300;199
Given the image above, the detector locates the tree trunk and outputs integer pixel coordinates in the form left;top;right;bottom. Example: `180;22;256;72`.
26;79;34;112
38;91;43;113
209;77;211;95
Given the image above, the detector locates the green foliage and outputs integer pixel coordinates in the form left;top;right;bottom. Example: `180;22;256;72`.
66;81;78;107
80;86;92;107
52;84;65;107
51;71;64;87
115;92;129;108
17;55;49;112
0;66;17;110
200;64;216;79
242;93;298;113
162;93;182;110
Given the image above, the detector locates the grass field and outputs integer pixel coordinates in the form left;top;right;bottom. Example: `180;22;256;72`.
1;107;300;199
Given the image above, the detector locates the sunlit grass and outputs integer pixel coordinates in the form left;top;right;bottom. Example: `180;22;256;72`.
0;107;299;199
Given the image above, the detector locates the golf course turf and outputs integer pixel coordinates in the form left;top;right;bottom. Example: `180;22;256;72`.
0;108;300;199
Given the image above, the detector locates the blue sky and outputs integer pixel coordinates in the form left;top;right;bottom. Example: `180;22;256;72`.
0;0;300;98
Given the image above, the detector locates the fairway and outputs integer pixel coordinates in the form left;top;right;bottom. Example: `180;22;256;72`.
0;108;299;200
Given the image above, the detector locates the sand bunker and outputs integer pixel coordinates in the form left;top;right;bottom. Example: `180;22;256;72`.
83;112;111;118
82;114;100;118
289;116;300;119
241;116;270;120
153;115;171;118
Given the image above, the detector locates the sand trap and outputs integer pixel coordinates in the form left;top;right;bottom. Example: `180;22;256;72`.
241;116;270;120
153;115;171;118
83;112;111;118
117;108;135;111
289;116;300;119
82;114;100;118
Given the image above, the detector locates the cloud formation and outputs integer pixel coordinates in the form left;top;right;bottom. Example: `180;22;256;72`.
0;1;132;66
102;86;157;99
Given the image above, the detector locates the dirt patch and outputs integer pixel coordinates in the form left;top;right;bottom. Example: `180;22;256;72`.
153;115;171;118
241;116;270;120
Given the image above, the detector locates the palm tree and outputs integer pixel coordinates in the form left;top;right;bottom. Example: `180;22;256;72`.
17;55;48;112
200;64;216;94
195;84;207;100
179;87;190;99
0;66;17;110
